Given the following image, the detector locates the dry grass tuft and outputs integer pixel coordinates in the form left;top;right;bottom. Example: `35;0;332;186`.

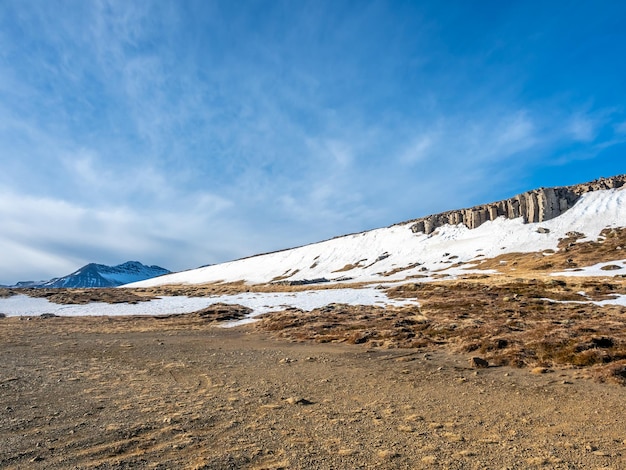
468;227;626;274
3;288;158;305
258;276;626;380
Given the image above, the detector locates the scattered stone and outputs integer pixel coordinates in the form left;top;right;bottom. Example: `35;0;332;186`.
377;450;400;460
397;425;415;433
285;397;313;406
531;367;551;374
469;357;489;368
537;227;550;234
337;448;356;456
443;432;464;442
39;313;58;319
404;414;424;422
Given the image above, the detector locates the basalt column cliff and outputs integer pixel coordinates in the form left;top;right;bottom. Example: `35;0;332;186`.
410;175;626;235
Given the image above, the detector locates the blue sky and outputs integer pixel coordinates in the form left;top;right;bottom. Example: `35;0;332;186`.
1;0;626;284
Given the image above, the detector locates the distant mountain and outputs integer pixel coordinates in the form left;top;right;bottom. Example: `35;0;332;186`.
14;261;170;288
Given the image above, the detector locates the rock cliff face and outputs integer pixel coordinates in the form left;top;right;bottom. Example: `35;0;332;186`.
409;175;626;234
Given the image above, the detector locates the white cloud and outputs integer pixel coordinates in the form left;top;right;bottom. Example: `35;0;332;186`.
398;133;436;164
614;121;626;135
0;187;236;284
567;113;597;142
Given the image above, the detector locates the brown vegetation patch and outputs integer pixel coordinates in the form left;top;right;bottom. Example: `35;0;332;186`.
377;263;423;277
332;260;367;273
131;280;376;297
159;303;252;322
257;304;430;348
258;277;626;383
271;269;300;282
0;288;17;299
11;288;157;305
470;227;626;274
594;360;626;385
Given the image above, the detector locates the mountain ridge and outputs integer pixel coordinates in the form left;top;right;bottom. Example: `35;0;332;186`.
406;174;626;234
127;174;626;288
11;261;170;288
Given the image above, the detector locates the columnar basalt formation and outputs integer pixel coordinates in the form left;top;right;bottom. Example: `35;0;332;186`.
409;175;626;234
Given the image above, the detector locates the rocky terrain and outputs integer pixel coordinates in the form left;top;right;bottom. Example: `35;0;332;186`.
409;174;626;234
2;315;626;470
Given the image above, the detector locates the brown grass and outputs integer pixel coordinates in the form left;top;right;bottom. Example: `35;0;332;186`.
257;277;626;383
332;260;367;273
1;288;158;304
468;227;626;274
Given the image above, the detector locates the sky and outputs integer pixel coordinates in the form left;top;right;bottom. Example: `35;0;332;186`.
1;0;626;284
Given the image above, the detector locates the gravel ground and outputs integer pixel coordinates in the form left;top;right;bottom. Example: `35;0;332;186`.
1;314;626;469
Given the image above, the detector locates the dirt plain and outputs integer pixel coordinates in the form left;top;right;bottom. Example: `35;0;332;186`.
1;301;626;470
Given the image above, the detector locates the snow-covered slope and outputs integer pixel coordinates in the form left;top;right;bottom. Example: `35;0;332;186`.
39;261;170;288
127;188;626;288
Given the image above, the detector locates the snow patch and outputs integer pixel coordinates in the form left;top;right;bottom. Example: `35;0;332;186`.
0;288;418;326
551;259;626;277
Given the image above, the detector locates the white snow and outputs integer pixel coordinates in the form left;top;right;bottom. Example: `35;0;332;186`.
542;294;626;307
0;288;418;326
551;259;626;277
126;188;626;288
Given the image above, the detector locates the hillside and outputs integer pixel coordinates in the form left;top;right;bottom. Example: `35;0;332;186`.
127;175;626;288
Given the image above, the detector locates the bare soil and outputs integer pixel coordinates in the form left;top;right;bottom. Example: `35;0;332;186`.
2;314;626;469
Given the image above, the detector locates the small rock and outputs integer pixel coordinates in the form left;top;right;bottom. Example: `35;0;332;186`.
285;397;313;405
377;450;400;459
40;313;58;319
469;357;489;368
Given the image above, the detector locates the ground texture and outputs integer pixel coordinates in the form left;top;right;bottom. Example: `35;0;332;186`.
1;313;626;469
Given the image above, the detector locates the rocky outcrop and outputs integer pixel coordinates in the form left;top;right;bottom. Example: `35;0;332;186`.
409;175;626;234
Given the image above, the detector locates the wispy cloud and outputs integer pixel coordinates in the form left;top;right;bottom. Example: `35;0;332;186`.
1;1;626;282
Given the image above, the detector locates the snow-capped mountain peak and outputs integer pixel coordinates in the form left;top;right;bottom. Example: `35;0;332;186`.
15;261;170;288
